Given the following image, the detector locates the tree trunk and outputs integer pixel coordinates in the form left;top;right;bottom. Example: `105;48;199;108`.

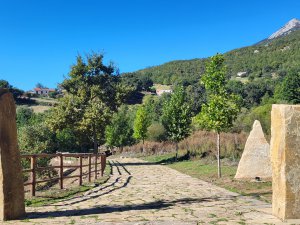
142;139;145;153
93;124;97;153
175;142;179;161
234;133;238;161
217;132;221;178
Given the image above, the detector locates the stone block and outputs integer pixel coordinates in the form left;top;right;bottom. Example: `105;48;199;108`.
235;120;272;180
271;104;300;220
0;89;25;220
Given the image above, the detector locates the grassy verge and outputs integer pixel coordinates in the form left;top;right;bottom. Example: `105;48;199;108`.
25;163;111;207
142;152;272;202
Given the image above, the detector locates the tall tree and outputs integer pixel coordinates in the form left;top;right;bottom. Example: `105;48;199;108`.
162;86;192;160
47;53;131;152
196;54;240;178
105;105;134;150
133;105;151;151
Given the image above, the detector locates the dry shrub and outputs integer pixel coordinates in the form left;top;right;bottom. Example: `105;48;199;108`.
122;130;248;160
122;141;175;156
179;131;248;160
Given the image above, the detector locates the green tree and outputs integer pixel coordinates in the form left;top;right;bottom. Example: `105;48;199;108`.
105;105;134;150
133;105;151;151
196;54;240;178
162;86;192;160
275;71;300;104
16;106;34;128
47;53;132;152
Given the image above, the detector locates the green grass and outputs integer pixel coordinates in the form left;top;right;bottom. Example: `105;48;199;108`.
25;163;111;207
168;161;236;178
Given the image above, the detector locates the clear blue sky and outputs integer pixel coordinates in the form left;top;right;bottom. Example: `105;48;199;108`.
1;0;300;90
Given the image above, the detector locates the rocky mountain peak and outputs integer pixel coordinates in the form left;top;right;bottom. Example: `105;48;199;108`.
268;18;300;40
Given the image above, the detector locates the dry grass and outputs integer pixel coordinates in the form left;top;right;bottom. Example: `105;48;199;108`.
29;105;52;113
123;130;248;160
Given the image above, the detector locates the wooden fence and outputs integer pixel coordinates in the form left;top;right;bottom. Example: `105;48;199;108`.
21;153;106;196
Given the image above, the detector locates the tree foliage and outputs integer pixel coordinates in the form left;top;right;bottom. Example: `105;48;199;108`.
275;70;300;104
162;86;192;143
47;53;132;151
105;105;134;148
197;54;241;133
133;105;151;144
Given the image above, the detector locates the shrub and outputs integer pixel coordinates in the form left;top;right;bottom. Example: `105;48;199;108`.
146;122;166;142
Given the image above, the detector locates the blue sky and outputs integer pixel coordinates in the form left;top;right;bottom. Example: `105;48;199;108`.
1;0;300;90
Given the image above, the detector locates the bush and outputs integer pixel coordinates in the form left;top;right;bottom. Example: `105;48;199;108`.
18;124;57;154
146;122;166;142
16;106;34;127
233;104;272;136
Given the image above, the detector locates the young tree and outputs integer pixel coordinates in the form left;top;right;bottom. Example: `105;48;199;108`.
105;105;134;151
162;86;192;160
133;105;151;151
196;54;240;178
47;53;132;152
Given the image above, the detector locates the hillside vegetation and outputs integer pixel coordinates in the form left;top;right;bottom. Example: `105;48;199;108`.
123;30;300;85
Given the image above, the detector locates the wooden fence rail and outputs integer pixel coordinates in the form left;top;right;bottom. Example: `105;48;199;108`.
21;153;106;197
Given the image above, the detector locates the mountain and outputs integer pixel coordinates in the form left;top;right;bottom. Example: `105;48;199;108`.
122;19;300;86
268;18;300;40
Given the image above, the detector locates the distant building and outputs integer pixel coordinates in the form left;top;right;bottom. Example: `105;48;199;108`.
237;71;248;77
156;89;172;96
34;88;55;96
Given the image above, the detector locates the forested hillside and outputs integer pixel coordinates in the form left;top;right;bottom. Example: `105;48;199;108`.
123;29;300;85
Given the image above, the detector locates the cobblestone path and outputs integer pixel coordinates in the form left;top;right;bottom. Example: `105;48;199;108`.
7;158;295;224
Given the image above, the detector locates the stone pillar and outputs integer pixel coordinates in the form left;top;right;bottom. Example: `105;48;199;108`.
0;89;25;220
271;104;300;220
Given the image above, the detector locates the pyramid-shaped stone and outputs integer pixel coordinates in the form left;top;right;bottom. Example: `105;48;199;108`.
235;120;272;180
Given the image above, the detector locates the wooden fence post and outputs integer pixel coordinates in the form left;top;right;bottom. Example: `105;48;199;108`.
79;156;83;186
30;156;36;196
95;154;98;180
59;154;64;189
88;154;92;182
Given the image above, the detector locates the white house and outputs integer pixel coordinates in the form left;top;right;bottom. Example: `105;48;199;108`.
34;88;55;96
156;89;172;96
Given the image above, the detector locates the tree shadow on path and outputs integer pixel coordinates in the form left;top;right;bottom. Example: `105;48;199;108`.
26;196;237;219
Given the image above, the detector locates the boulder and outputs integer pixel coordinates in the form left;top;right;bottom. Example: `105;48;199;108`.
0;89;25;220
235;120;272;180
271;104;300;220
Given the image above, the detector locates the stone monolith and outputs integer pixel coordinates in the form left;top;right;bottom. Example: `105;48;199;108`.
0;89;25;220
235;120;272;180
271;104;300;220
